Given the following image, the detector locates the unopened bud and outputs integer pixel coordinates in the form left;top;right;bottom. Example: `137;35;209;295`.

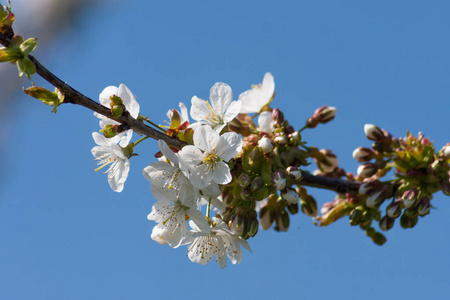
275;210;290;232
286;166;302;181
247;219;259;237
167;109;182;128
259;206;274;230
100;124;119;138
272;171;287;190
371;232;387;245
281;188;299;204
442;181;450;196
386;201;402;218
358;180;382;195
258;136;274;153
300;195;318;217
316;106;337;124
288;131;301;146
237;173;251;188
317;149;338;173
287;202;299;214
402;189;418;208
272;108;284;125
417;196;431;216
357;163;378;178
364;124;384;141
366;191;384;208
352;147;374;163
349;207;364;225
379;215;395;231
251;177;264;191
274;133;288;145
400;214;418;229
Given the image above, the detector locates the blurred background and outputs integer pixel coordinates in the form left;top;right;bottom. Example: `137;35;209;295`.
1;1;449;299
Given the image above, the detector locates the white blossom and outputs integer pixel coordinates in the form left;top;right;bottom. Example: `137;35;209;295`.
239;72;275;114
91;132;130;193
178;125;242;189
94;84;140;147
190;82;241;133
147;185;210;248
184;217;251;268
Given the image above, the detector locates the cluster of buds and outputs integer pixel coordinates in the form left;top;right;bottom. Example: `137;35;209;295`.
220;105;312;236
314;125;450;245
351;127;449;242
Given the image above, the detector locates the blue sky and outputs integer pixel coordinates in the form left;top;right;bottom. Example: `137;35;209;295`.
1;1;449;299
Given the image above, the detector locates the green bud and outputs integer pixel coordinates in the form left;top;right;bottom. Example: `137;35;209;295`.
371;232;387;246
100;125;119;138
247;219;259;237
400;214;418;229
111;104;124;118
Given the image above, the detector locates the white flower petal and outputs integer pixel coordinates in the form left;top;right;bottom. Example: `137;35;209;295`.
211;161;231;185
216;132;242;161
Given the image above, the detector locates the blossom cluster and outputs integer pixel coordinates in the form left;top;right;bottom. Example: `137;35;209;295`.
90;74;285;268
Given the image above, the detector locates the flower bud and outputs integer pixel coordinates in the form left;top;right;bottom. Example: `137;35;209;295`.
237;173;251;188
402;189;418;208
300;195;318;217
250;177;264;191
272;108;284;125
366;191;384;208
100;124;119;138
400;214;418;229
364;124;384;141
287;202;299;214
274;133;288;145
281;188;299;204
288;131;301;146
316;149;338;173
379;215;395;231
167;109;182;128
275;210;289;232
286;166;302;181
316;106;337;124
258;136;274;153
371;232;387;245
352;147;374;163
247;218;259;237
417;196;431;216
259;206;274;230
358;180;382;195
349;207;364;225
357;163;378;178
272;171;287;190
386;201;402;218
442;181;450;196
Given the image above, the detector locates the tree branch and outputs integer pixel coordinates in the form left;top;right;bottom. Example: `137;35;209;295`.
0;31;362;196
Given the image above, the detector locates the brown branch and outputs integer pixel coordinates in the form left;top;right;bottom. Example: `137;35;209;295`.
0;31;362;195
300;172;361;194
0;32;186;150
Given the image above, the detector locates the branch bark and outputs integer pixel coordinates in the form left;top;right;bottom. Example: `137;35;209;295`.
0;31;361;195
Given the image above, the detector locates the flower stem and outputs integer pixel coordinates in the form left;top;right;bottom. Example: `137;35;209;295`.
133;136;150;147
206;198;211;218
